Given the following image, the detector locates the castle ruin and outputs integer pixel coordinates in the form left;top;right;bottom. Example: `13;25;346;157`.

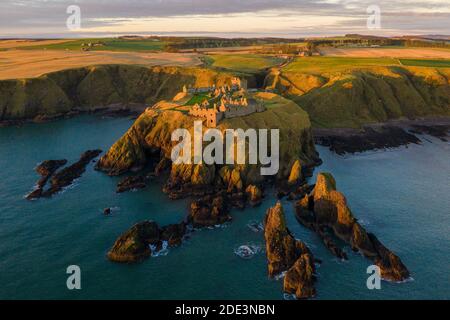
187;77;264;128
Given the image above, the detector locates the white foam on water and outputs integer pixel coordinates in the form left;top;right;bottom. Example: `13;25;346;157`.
358;219;371;226
247;220;264;233
150;241;169;257
274;271;287;281
384;276;415;284
234;244;261;259
283;293;297;300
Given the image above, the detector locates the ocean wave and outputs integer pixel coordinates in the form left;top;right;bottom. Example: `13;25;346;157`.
274;271;287;281
150;241;169;257
283;293;297;300
247;220;264;233
384;276;415;284
234;244;261;259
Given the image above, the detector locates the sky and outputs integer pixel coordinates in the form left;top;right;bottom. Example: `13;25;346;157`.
0;0;449;38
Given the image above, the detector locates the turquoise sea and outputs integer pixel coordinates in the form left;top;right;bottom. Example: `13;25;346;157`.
0;115;449;300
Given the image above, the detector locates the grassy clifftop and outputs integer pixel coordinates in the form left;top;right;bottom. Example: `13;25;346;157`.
0;65;237;122
269;57;450;128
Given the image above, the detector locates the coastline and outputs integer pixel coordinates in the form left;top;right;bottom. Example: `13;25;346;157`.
0;103;146;127
313;117;450;155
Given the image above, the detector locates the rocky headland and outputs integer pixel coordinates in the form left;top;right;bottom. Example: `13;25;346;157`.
96;92;320;215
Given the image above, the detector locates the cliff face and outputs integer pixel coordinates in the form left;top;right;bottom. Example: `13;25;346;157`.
97;93;320;194
0;65;237;122
266;66;450;128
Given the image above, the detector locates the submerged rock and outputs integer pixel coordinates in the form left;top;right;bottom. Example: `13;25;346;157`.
295;172;410;281
116;175;147;193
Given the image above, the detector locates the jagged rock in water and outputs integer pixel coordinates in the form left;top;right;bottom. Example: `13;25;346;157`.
188;194;231;228
116;175;147;193
160;222;187;247
108;221;160;263
41;149;102;197
245;184;263;206
264;202;317;298
368;233;411;282
288;160;302;186
26;159;68;200
294;172;410;281
278;159;309;199
264;202;312;277
283;253;316;299
108;219;188;263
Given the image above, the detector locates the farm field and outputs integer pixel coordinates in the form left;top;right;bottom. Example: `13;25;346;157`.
0;49;201;80
14;38;167;52
399;59;450;68
206;54;285;73
282;56;400;74
0;39;70;49
319;46;450;58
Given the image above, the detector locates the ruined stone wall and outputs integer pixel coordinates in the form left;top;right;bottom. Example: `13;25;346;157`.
223;100;265;119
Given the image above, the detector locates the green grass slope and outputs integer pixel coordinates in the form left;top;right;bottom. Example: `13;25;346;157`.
206;54;285;73
0;65;237;122
271;57;450;128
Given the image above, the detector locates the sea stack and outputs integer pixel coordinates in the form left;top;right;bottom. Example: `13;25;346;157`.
264;202;317;299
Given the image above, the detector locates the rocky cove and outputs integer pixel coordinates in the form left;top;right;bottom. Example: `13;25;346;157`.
82;91;409;298
1;64;449;299
1;114;449;299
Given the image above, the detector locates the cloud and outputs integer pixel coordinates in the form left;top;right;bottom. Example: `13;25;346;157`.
0;0;448;37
